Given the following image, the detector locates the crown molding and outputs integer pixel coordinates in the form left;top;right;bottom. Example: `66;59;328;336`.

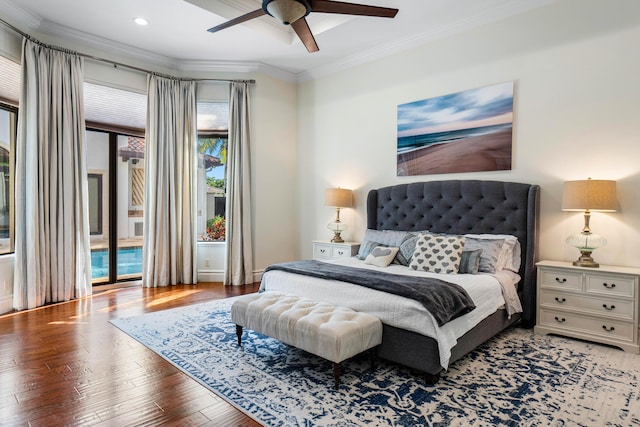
178;60;298;83
37;19;298;83
37;20;182;71
0;0;41;31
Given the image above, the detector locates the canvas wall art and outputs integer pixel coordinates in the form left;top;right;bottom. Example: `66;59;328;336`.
397;81;514;176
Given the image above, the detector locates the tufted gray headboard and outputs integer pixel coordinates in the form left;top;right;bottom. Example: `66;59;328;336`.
366;180;540;327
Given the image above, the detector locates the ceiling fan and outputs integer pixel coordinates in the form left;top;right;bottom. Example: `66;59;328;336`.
207;0;399;53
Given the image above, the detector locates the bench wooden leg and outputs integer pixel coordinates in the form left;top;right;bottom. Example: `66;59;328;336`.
236;325;243;346
333;362;341;389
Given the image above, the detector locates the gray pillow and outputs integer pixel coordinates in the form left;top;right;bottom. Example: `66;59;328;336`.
357;229;409;259
458;249;483;274
358;240;387;260
462;238;506;273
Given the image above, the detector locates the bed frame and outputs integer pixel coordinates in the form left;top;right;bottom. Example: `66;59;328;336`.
366;180;540;382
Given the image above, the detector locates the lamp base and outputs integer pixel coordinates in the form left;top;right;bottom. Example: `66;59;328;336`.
331;232;344;243
572;250;599;268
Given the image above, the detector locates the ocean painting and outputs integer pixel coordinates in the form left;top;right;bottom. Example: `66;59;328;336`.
397;82;514;176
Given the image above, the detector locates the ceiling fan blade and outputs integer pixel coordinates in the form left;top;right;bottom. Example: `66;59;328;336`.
290;18;319;53
207;9;266;33
309;0;398;18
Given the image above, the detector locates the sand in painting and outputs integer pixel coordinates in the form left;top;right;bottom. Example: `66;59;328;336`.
397;128;512;176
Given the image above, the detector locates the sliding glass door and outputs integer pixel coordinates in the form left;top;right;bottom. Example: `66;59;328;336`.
86;129;144;284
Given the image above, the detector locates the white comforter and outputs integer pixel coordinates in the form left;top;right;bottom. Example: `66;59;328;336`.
259;258;517;369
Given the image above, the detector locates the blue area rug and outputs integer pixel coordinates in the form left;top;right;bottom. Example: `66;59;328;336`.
110;297;640;426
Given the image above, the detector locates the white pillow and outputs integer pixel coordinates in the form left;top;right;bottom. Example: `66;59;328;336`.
364;246;399;267
409;234;465;274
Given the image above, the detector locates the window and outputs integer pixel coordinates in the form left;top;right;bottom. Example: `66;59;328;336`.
0;104;16;255
197;102;229;242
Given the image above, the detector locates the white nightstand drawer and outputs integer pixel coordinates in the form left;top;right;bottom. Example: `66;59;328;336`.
539;289;634;320
312;241;360;261
539;268;582;291
539;309;636;342
331;247;352;259
313;244;333;259
585;274;635;298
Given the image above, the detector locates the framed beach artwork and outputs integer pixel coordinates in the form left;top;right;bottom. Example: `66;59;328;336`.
397;81;514;176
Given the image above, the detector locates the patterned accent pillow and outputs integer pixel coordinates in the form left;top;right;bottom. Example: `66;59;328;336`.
394;234;419;266
458;249;483;274
364;246;400;267
409;234;466;274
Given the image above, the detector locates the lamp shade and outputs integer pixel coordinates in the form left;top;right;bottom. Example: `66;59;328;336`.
561;179;617;212
325;188;353;208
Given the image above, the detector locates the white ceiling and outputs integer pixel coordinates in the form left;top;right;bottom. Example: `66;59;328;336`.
1;0;556;80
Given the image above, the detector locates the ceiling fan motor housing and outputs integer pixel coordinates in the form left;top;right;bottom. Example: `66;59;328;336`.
262;0;311;25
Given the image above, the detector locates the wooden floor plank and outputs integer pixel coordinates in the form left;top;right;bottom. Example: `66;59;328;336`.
0;282;261;426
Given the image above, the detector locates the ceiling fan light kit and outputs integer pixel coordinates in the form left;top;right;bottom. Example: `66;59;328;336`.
264;0;311;25
208;0;399;53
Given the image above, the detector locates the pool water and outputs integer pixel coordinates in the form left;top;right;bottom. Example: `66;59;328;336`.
91;246;143;280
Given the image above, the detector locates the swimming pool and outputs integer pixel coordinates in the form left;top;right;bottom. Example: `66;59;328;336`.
91;246;143;280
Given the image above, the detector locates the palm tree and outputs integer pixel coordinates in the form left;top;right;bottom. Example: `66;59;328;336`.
198;136;227;167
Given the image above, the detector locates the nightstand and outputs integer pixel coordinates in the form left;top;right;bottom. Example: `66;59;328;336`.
312;241;360;261
535;260;640;353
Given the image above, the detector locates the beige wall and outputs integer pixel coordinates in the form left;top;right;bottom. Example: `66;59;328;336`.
297;0;640;268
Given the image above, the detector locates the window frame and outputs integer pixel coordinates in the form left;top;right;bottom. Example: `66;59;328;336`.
0;102;17;255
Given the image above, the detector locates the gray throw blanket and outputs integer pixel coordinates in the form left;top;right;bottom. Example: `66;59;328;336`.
263;260;476;326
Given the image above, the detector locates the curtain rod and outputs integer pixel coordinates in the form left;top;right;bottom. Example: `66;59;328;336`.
0;18;255;84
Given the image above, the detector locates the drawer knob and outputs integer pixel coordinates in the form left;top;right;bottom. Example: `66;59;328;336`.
320;249;326;253
338;251;344;255
554;297;566;303
602;325;615;332
555;277;567;284
602;304;616;311
554;316;566;323
602;282;616;289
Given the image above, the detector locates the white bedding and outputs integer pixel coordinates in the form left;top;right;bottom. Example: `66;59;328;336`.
259;257;519;369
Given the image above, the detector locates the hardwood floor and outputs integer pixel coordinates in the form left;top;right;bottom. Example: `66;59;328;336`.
0;282;262;426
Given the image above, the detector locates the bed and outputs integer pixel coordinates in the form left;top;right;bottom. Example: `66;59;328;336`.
260;179;540;382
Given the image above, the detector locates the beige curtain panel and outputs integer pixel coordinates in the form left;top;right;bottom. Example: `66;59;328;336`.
225;82;254;286
142;75;198;287
13;38;92;310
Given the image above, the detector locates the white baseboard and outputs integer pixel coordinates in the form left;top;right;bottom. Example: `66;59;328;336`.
197;269;264;285
198;269;224;283
0;294;13;315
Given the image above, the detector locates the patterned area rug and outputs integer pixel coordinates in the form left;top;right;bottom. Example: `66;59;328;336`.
110;297;640;426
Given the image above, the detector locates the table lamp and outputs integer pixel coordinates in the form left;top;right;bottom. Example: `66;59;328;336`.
562;178;617;268
325;188;353;243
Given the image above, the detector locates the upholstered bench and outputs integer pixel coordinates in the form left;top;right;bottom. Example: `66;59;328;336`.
231;291;383;388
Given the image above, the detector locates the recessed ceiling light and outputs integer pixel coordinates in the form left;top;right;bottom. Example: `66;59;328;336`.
133;17;149;26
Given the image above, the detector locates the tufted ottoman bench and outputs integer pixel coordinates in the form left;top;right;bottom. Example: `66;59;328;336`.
231;291;383;388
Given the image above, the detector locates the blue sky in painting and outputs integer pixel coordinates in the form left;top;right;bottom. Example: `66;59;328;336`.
398;81;513;137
